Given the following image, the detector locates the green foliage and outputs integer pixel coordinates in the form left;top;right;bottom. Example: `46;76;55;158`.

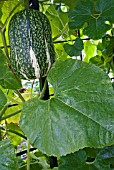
84;40;96;62
6;123;24;146
69;0;114;39
0;139;17;170
20;59;114;156
58;146;114;170
46;5;68;39
0;89;7;111
64;38;83;56
0;49;22;89
0;0;114;169
19;162;42;170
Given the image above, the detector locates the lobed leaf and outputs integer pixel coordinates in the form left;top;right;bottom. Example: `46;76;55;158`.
20;59;114;156
59;146;114;170
69;0;114;39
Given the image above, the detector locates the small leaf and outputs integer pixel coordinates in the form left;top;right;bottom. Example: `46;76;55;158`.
69;0;114;39
64;38;83;56
0;89;7;111
0;49;22;90
0;139;17;170
20;59;114;156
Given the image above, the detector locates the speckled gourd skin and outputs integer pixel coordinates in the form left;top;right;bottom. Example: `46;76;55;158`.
8;9;55;80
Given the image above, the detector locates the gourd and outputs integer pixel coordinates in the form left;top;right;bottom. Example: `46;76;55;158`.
8;9;55;80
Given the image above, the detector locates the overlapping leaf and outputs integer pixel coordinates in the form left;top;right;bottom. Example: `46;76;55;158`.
59;147;114;170
64;37;83;56
20;59;114;156
6;123;24;146
0;139;17;170
46;5;68;39
69;0;114;39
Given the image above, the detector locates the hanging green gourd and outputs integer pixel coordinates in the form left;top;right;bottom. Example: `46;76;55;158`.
8;9;55;80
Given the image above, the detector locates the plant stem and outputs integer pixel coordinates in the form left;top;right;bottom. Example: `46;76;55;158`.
15;90;25;103
6;129;27;139
52;23;68;41
1;109;21;121
27;139;31;170
0;37;91;49
16;158;19;170
1;31;10;63
0;102;10;120
39;78;48;99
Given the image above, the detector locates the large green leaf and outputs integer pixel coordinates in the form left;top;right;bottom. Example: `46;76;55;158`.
0;49;22;89
20;59;114;156
69;0;114;39
0;89;7;111
0;139;17;170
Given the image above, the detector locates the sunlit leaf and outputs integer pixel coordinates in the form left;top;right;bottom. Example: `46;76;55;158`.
6;123;24;146
46;5;68;39
3;104;21;124
20;59;114;156
55;43;68;60
84;41;96;62
0;0;24;46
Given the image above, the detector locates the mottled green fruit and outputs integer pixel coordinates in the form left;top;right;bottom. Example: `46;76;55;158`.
8;9;55;80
